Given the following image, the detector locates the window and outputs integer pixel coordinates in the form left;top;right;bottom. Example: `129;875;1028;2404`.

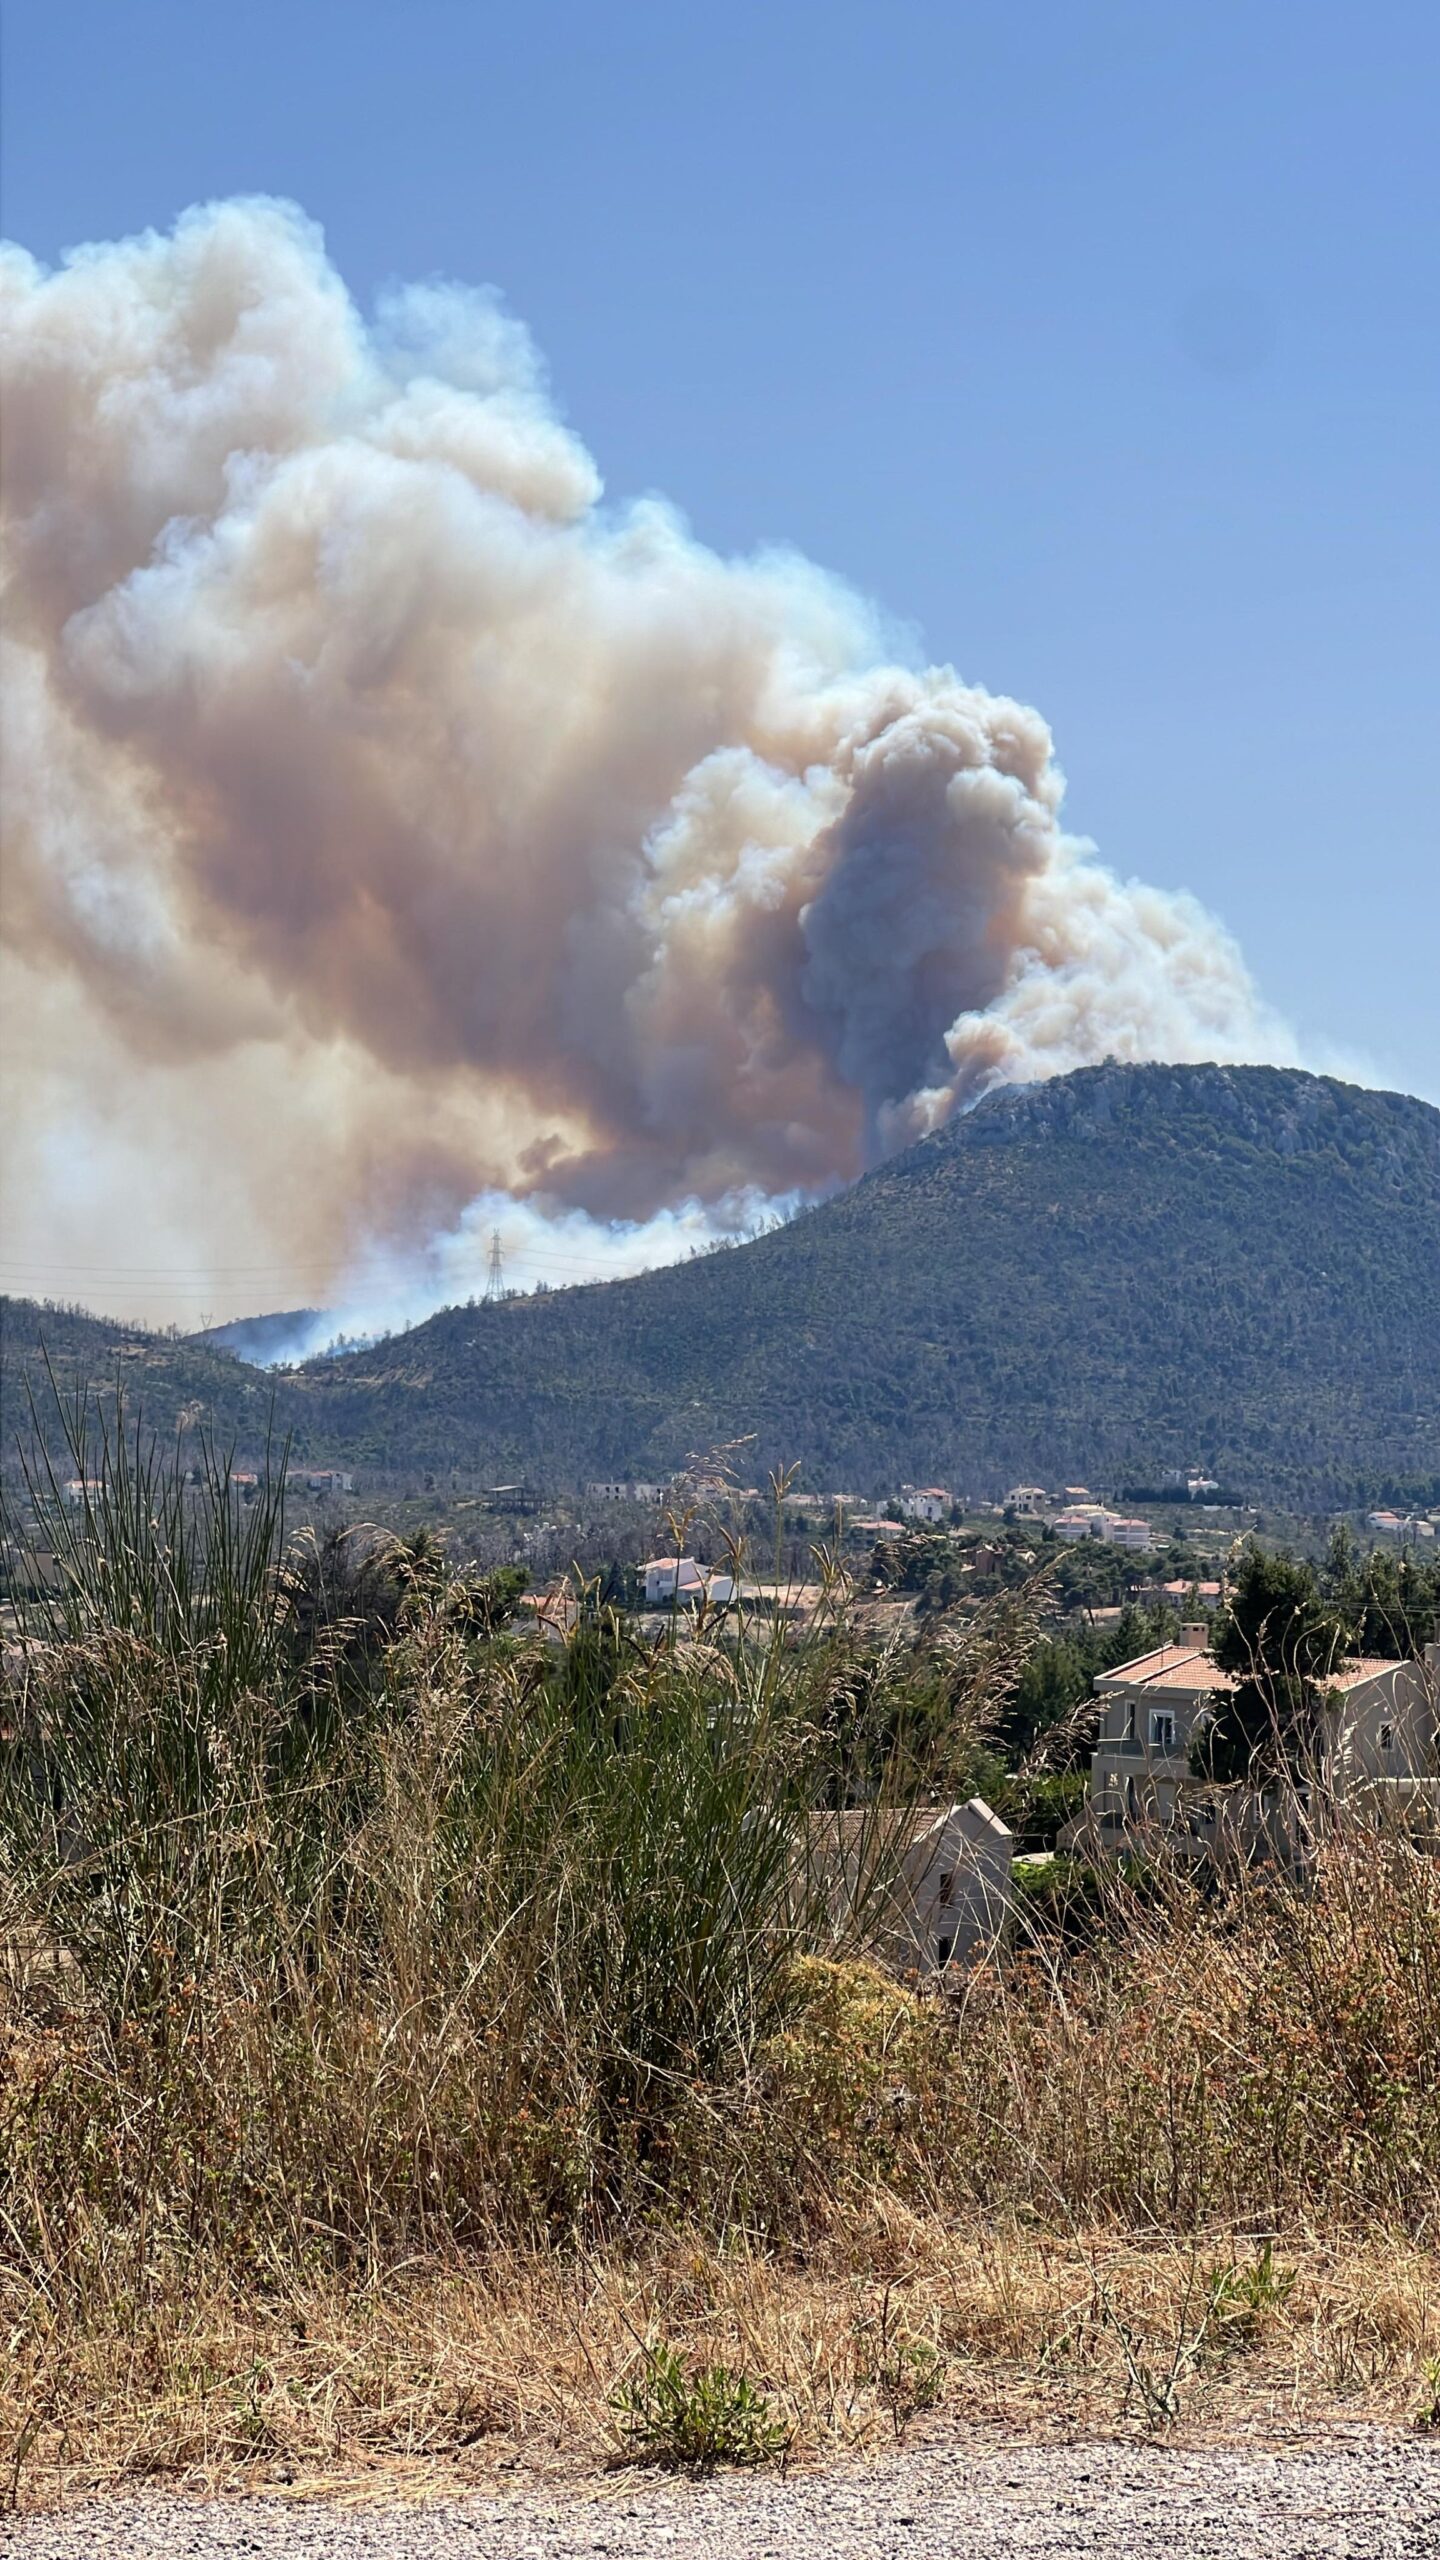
1380;1725;1394;1753
936;1869;954;1904
936;1936;954;1967
1149;1709;1177;1754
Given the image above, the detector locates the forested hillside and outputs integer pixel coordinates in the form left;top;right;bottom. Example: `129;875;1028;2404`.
0;1296;276;1472
5;1065;1438;1502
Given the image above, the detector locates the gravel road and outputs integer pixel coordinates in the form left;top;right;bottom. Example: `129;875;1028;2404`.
7;2430;1439;2558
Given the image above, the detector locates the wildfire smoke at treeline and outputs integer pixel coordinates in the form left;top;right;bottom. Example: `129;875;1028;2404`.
0;197;1296;1325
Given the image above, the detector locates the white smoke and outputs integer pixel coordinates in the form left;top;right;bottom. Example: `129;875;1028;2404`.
0;196;1297;1328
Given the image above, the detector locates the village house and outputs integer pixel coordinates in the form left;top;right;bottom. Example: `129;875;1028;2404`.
1053;1505;1154;1552
642;1555;737;1609
806;1797;1014;1977
1366;1510;1436;1542
1062;1627;1440;1860
898;1486;951;1524
1005;1485;1050;1516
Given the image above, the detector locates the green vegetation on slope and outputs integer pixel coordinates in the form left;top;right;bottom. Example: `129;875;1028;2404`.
295;1064;1440;1501
4;1064;1438;1502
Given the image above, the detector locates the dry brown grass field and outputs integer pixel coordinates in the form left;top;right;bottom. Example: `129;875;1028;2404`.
3;1430;1438;2511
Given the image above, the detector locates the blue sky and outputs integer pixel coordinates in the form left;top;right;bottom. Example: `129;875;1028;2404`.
4;0;1437;1102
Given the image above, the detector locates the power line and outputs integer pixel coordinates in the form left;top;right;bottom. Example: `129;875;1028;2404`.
0;1236;667;1281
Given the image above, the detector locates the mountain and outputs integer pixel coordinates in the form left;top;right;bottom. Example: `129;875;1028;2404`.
5;1066;1439;1503
293;1064;1439;1501
0;1295;283;1476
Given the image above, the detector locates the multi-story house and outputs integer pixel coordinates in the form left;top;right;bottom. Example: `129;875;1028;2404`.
1062;1626;1440;1860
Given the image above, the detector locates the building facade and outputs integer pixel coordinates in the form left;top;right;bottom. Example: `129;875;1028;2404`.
1063;1629;1440;1859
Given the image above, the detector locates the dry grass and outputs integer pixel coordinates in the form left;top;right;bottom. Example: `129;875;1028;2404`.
6;2217;1438;2509
4;1430;1439;2511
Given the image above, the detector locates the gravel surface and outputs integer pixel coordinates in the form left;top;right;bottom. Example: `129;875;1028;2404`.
7;2431;1440;2559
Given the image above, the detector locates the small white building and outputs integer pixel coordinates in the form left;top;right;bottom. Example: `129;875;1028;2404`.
306;1469;353;1495
59;1478;103;1509
1053;1504;1110;1541
643;1556;736;1609
807;1798;1014;1976
898;1487;951;1524
1367;1511;1435;1542
1006;1485;1050;1516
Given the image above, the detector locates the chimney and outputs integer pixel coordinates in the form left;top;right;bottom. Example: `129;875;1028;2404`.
1179;1621;1210;1648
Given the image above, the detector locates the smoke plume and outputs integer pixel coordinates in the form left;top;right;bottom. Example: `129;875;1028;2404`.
0;198;1296;1325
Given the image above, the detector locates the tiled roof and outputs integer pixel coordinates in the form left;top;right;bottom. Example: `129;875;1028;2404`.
1104;1647;1417;1699
1099;1646;1235;1693
1326;1656;1416;1689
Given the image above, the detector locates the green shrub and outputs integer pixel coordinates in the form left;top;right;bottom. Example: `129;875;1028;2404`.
609;2341;790;2468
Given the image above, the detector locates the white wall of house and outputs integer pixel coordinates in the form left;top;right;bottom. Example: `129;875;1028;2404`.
642;1557;736;1608
1326;1652;1438;1793
807;1798;1014;1977
902;1799;1015;1970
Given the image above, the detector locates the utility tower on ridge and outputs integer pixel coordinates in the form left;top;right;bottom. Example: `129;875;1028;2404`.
483;1228;505;1305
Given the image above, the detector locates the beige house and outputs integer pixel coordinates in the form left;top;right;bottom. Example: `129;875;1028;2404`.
1063;1627;1440;1859
807;1797;1014;1975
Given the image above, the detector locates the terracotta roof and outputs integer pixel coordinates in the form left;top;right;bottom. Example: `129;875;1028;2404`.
1099;1645;1235;1694
1106;1647;1417;1699
1326;1656;1417;1689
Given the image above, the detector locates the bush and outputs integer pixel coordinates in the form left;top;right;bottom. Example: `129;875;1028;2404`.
609;2342;790;2468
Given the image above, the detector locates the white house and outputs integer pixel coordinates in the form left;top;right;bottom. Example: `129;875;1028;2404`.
1053;1504;1110;1541
1108;1516;1154;1553
898;1487;951;1524
642;1556;736;1609
1006;1486;1050;1516
806;1797;1014;1976
1053;1506;1152;1552
1367;1511;1435;1543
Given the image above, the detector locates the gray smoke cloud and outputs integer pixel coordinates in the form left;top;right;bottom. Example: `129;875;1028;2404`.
0;197;1297;1322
